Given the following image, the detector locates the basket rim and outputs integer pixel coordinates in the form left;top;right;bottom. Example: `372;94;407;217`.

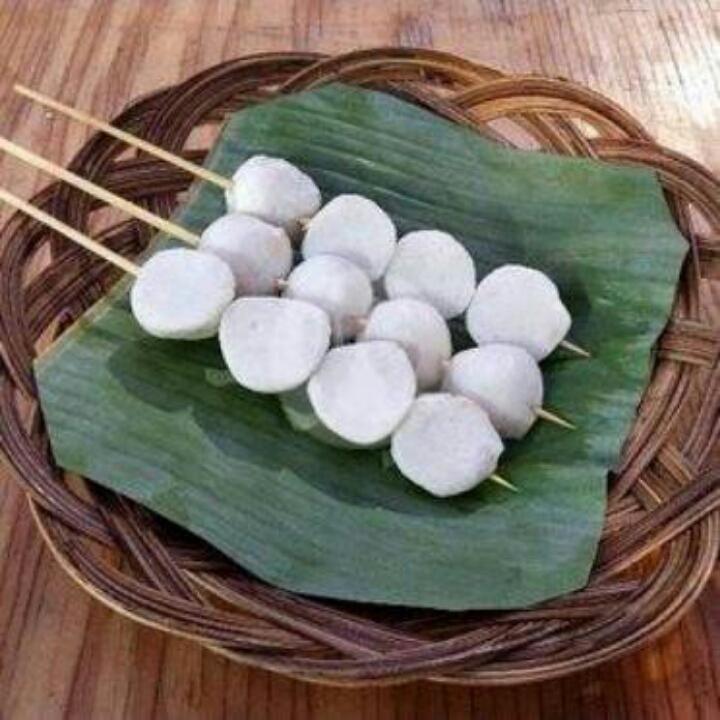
1;47;720;686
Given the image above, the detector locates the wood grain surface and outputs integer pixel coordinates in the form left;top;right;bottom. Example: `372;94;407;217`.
1;1;719;718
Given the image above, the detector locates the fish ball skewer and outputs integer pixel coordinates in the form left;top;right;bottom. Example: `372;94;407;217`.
12;86;589;357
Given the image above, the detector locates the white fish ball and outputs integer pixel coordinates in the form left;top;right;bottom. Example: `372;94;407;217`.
199;213;292;296
219;297;330;393
130;248;234;340
307;340;416;446
302;194;397;281
225;155;321;232
359;298;452;390
443;344;543;439
391;393;504;497
466;264;571;360
283;254;373;342
383;230;476;319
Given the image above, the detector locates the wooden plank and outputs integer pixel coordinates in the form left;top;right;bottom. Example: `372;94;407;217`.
0;0;718;717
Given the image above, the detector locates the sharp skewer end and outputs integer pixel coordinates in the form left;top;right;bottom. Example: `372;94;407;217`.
489;473;519;492
560;339;591;358
535;407;576;430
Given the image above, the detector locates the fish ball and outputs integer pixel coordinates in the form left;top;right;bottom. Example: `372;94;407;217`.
383;230;476;318
443;344;543;439
466;264;571;360
199;213;292;296
307;341;416;446
284;254;373;342
225;155;321;233
130;248;234;340
391;394;504;497
302;194;397;280
219;297;330;393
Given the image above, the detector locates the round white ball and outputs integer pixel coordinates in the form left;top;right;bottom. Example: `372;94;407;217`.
284;254;373;342
302;194;397;280
383;230;476;318
219;297;330;393
443;344;543;439
130;248;234;340
308;340;416;446
199;213;292;296
360;298;452;390
391;393;503;497
225;155;321;232
466;264;571;360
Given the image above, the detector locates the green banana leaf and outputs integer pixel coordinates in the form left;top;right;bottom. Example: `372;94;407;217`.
35;84;686;610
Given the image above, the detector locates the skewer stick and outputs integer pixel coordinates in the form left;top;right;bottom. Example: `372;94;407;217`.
560;339;590;358
0;188;140;276
14;84;232;190
490;474;518;492
535;407;576;430
0;136;200;247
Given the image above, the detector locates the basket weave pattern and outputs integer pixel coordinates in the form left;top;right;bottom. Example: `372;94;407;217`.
1;49;720;685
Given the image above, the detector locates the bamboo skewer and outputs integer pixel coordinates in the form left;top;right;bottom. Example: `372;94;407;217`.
14;84;232;191
0;188;141;276
560;339;590;358
0;136;200;247
490;474;518;492
535;407;576;430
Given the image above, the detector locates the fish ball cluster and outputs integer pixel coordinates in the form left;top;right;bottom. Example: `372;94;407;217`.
128;156;580;498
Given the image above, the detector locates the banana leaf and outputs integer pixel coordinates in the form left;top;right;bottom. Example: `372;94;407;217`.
35;84;686;610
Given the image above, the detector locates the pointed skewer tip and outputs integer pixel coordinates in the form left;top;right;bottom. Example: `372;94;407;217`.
489;473;519;492
535;407;576;430
560;339;591;358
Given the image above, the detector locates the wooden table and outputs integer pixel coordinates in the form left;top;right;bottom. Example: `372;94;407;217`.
1;2;718;717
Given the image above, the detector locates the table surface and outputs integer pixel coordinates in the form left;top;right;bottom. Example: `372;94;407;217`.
1;1;719;718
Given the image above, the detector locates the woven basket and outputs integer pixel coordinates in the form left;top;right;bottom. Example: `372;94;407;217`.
2;48;720;686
